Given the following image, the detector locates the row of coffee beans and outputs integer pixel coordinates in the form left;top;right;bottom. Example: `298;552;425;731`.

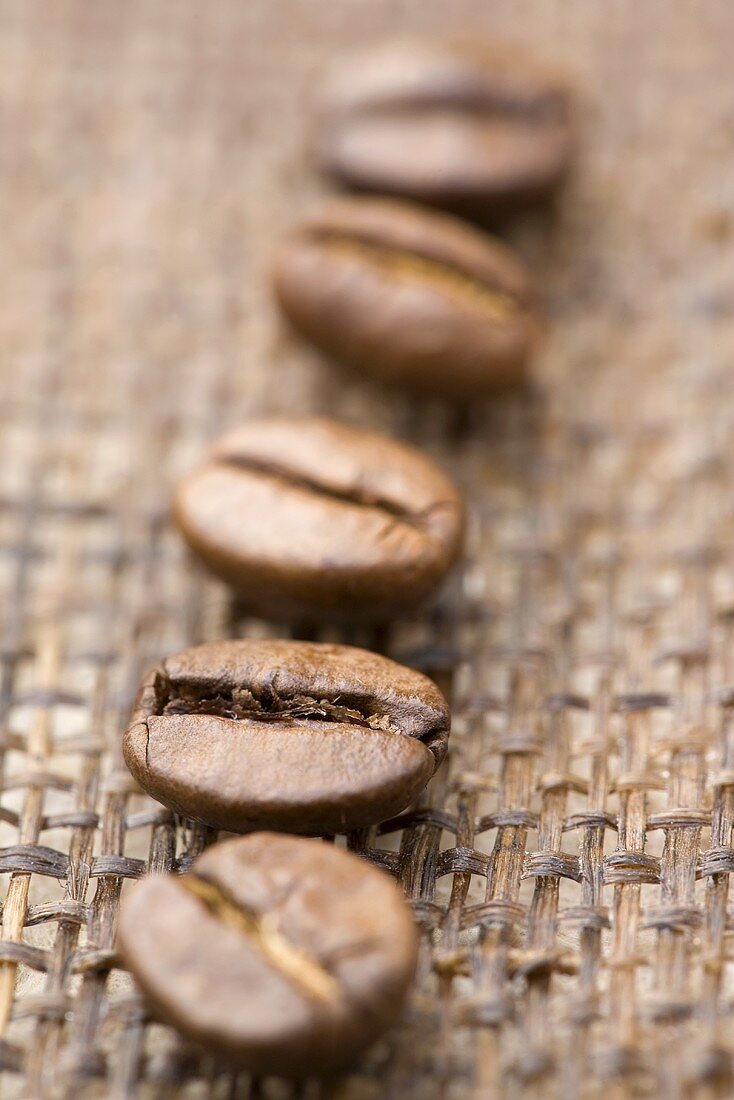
118;639;447;1073
118;37;574;1078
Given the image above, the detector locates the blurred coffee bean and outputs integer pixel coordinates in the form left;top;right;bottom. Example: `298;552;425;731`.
315;40;573;212
118;832;419;1074
273;198;538;400
174;416;465;618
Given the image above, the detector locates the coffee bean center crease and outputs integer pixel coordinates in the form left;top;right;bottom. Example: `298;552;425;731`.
313;231;525;319
216;451;451;532
181;874;340;1003
156;682;403;736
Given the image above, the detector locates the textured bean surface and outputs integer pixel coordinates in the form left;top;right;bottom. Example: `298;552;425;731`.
123;639;450;833
316;40;573;210
118;833;419;1074
174;416;465;616
273;198;538;399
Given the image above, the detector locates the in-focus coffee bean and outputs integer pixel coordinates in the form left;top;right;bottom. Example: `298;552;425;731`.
118;832;418;1075
173;416;465;618
123;638;449;834
315;40;573;211
273;199;538;401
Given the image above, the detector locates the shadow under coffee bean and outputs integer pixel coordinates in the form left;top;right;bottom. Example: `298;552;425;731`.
118;833;418;1075
123;638;450;834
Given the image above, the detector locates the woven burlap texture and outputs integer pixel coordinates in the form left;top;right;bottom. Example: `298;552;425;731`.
2;1;734;1097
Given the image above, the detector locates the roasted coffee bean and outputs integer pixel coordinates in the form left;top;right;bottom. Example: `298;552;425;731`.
272;198;538;400
173;416;465;618
315;40;573;211
123;638;449;834
118;832;418;1075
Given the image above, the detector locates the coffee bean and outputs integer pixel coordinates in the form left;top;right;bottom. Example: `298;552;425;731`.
173;416;465;618
315;40;573;211
272;198;538;400
123;638;449;834
118;832;418;1075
